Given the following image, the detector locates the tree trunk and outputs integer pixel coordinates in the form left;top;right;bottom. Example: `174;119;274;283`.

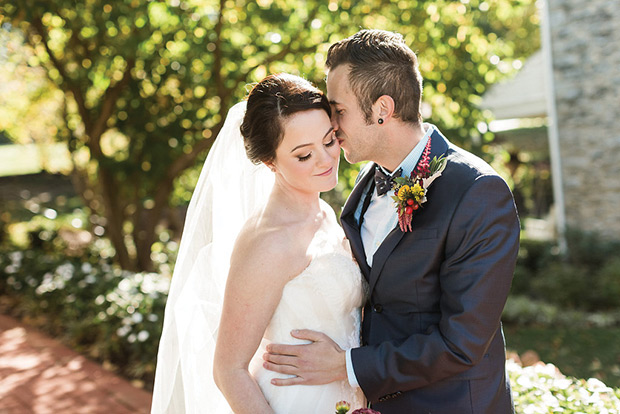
98;166;134;271
134;179;174;272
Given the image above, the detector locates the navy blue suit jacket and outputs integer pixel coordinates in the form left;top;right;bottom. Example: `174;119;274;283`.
341;128;519;414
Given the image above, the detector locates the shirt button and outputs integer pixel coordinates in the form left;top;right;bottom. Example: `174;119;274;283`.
373;304;383;313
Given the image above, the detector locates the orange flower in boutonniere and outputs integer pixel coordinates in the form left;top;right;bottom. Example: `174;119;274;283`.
391;137;447;232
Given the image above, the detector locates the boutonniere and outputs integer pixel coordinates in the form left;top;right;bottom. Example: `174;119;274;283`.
391;137;447;232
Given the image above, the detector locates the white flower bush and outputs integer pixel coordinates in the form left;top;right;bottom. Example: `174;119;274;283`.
508;359;620;413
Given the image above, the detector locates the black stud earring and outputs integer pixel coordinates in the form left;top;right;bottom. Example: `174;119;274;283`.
378;118;384;124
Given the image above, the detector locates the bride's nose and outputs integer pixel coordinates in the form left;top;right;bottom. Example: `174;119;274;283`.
316;147;333;169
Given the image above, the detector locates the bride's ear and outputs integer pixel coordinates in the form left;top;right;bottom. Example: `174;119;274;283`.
264;161;277;173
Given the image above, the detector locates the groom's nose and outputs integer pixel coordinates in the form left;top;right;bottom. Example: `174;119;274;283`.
330;116;339;131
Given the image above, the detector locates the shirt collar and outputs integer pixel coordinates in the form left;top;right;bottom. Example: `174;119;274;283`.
376;123;435;179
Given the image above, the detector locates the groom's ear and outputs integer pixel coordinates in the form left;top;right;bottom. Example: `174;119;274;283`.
373;95;395;123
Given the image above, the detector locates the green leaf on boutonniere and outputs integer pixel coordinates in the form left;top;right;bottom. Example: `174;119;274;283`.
393;177;410;186
429;155;447;174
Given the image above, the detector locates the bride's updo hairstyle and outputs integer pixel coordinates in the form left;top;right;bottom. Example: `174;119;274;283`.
240;73;330;165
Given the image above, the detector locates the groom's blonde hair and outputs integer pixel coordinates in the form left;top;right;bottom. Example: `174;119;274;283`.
326;29;423;125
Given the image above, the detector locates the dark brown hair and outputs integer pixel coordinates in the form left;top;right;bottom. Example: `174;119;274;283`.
240;73;330;164
325;29;423;125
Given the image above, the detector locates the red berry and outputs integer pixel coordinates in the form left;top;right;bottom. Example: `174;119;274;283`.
407;199;414;206
412;203;419;210
405;206;414;215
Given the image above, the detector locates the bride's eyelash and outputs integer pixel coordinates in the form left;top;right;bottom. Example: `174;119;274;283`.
297;137;335;162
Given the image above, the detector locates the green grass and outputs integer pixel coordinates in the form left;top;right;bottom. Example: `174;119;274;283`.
505;325;620;388
0;143;71;177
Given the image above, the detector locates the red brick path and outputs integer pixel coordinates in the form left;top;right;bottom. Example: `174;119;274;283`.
0;314;152;414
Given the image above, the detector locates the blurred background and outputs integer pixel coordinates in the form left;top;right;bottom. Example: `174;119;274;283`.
1;0;619;412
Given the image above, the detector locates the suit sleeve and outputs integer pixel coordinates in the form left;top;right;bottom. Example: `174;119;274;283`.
350;174;520;401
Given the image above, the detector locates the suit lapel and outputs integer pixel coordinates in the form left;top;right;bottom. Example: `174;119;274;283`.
341;162;375;278
368;129;450;293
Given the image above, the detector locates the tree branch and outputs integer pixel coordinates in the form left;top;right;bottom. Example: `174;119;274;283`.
89;58;135;158
164;119;224;181
30;15;92;132
233;5;322;86
160;6;324;194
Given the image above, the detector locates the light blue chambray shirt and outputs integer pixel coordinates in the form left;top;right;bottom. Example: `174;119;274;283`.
345;123;434;388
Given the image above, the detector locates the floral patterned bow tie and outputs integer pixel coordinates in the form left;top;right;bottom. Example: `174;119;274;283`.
374;166;402;196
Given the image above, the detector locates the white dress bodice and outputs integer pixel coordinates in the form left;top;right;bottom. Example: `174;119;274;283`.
249;224;366;413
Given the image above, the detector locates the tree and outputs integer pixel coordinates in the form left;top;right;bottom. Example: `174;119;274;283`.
0;0;539;271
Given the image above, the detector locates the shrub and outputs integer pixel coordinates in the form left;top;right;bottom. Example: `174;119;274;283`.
529;263;593;310
508;359;620;413
0;248;169;388
503;295;620;328
564;228;620;270
593;258;620;310
512;230;620;312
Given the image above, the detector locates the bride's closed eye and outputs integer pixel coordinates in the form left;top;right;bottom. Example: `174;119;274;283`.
297;153;312;162
297;136;337;162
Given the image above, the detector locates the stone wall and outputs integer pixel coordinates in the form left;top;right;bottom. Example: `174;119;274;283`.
548;0;620;239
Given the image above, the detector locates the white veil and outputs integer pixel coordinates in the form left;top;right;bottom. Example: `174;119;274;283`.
151;101;274;413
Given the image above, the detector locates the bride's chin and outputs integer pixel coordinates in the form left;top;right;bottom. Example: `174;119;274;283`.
319;179;339;193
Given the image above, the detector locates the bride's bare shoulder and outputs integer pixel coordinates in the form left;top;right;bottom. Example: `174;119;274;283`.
230;214;308;282
236;212;289;249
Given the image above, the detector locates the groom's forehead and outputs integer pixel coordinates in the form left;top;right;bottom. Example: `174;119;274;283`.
326;69;354;98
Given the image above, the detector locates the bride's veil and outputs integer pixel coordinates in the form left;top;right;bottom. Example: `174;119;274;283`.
151;101;274;413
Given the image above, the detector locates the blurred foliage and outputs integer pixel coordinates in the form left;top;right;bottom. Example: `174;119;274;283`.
512;230;620;312
503;294;620;328
0;29;64;146
0;0;540;270
506;357;620;411
486;126;553;219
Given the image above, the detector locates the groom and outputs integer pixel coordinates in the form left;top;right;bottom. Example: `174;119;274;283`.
263;30;520;413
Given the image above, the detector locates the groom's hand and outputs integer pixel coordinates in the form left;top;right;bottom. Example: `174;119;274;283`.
262;329;347;386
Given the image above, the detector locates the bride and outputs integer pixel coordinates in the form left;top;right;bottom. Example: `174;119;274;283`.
151;74;365;413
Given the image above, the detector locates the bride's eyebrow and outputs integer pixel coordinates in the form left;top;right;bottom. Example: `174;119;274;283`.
289;127;334;153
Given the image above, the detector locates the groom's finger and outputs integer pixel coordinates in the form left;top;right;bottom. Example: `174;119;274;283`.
289;329;326;342
270;375;307;386
262;352;298;367
262;360;298;376
266;343;303;357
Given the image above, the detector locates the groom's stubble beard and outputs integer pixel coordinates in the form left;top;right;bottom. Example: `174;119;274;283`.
336;131;355;164
338;133;367;165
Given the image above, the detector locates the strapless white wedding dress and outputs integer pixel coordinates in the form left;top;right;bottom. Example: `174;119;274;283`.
248;225;366;414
